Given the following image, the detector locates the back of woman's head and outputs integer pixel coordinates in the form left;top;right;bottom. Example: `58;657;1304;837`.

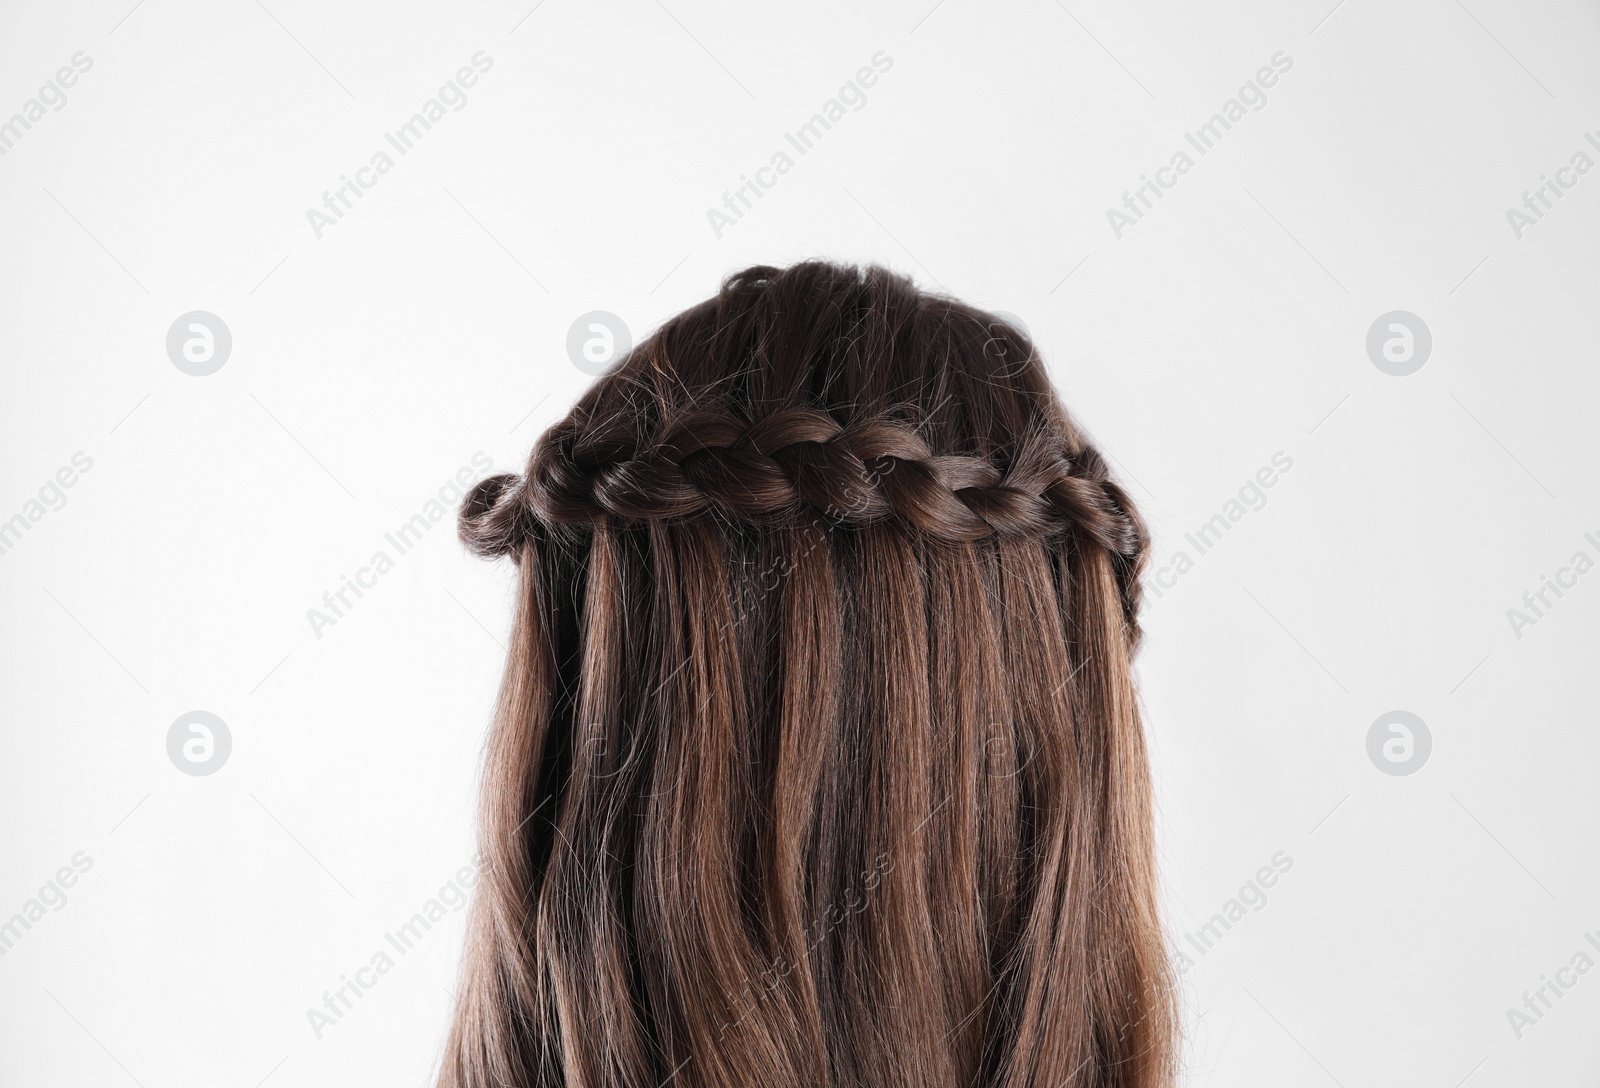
447;261;1174;1088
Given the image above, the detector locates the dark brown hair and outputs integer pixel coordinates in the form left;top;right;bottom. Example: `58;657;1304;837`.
445;261;1174;1088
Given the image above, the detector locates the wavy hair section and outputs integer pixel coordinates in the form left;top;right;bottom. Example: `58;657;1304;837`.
443;262;1173;1088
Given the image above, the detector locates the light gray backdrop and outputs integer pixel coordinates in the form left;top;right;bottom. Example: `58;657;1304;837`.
2;0;1596;1085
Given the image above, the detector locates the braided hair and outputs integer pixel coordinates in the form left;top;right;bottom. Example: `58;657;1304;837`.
443;262;1174;1088
460;264;1149;642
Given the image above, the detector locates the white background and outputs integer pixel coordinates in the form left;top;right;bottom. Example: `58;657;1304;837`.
2;0;1597;1084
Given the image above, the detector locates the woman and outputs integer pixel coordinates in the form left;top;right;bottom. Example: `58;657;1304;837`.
448;261;1175;1088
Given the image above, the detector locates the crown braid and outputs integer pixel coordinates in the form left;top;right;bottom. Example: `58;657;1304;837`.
461;405;1147;626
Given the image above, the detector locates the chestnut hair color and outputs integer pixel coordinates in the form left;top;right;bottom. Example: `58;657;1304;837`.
446;261;1174;1088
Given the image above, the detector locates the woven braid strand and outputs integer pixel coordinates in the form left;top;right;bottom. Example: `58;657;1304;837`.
463;408;1140;560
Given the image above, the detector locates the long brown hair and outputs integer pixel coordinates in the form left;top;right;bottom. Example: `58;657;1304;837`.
446;261;1174;1088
